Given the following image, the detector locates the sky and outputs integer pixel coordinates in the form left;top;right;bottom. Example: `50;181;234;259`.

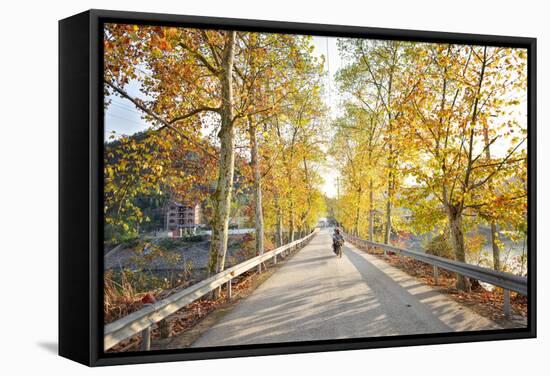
105;80;148;136
310;35;343;198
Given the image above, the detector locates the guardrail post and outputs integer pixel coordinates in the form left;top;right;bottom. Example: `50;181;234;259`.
503;289;510;318
227;279;232;300
140;325;151;351
433;265;439;285
273;253;277;265
139;295;156;351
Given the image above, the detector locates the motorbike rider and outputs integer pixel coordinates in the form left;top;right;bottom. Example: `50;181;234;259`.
332;228;345;255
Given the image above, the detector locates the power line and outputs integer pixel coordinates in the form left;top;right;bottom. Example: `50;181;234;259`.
106;112;149;127
110;98;140;109
110;100;144;116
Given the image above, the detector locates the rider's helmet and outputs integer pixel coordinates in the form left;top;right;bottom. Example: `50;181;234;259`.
335;228;340;234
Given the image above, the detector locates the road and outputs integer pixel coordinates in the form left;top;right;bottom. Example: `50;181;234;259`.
191;228;500;347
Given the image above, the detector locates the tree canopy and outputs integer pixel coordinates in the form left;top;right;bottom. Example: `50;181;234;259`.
103;24;528;292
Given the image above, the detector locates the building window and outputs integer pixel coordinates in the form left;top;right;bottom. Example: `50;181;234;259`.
169;219;175;224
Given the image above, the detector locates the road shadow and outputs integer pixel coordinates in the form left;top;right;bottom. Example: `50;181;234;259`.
343;246;499;332
285;254;334;267
194;247;451;347
193;279;392;346
344;247;452;329
191;232;497;349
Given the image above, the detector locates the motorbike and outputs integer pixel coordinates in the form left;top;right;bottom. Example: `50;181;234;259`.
333;239;344;258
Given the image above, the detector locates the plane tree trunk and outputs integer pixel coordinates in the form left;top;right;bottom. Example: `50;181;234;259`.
490;223;500;271
248;116;265;272
445;45;487;291
481;116;501;271
369;178;374;242
447;203;471;292
207;31;236;298
384;179;392;245
275;193;283;247
384;123;394;245
354;188;362;236
289;205;295;242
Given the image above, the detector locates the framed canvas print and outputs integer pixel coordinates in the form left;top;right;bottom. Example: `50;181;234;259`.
59;9;536;366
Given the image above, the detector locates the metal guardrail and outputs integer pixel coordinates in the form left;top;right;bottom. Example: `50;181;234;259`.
104;229;318;351
343;233;527;318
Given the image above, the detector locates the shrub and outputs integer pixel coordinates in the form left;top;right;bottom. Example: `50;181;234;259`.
425;233;454;260
157;237;181;250
183;234;205;242
156;235;205;250
236;233;256;260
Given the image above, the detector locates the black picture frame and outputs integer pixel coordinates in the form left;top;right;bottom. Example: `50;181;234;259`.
59;9;537;367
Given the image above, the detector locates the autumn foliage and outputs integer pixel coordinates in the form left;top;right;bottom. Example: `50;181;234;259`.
103;25;527;298
331;40;527;289
103;24;327;281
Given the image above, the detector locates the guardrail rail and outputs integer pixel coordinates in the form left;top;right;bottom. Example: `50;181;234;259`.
104;229;318;351
343;232;527;318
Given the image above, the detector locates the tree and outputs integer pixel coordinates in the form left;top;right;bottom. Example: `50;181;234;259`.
206;31;237;285
104;26;329;289
336;39;420;245
332;39;527;289
234;33;322;269
403;44;527;289
331;102;386;239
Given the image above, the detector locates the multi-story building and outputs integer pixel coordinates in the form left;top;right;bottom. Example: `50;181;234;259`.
165;201;202;237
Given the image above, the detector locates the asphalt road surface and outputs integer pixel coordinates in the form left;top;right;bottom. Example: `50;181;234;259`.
191;228;500;347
